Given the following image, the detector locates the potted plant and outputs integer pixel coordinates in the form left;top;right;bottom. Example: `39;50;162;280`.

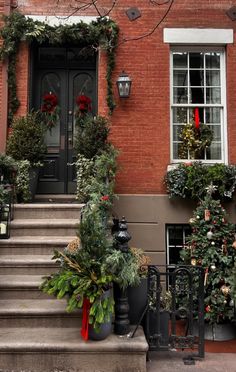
41;202;115;341
180;190;236;340
6;111;47;201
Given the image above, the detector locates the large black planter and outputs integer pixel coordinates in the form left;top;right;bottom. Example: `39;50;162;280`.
127;277;148;325
88;316;112;341
147;309;170;349
193;320;236;341
204;322;236;341
88;289;113;341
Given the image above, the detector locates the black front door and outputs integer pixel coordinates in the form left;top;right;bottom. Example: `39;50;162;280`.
32;47;96;194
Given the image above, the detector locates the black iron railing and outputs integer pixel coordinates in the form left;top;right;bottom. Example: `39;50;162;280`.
131;264;205;361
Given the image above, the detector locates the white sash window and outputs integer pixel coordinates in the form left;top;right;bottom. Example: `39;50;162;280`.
170;47;226;162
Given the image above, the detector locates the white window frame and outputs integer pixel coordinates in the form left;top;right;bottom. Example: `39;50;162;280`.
170;46;227;164
166;224;191;266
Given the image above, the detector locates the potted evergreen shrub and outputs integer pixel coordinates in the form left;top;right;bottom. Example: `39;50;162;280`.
6;112;46;201
41;201;115;341
180;187;236;340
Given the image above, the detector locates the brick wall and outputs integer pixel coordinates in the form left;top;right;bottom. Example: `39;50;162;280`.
1;0;236;194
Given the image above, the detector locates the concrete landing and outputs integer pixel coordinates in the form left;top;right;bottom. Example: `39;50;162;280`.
0;327;148;372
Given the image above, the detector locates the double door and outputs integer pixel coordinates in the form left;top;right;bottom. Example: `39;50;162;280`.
32;47;96;193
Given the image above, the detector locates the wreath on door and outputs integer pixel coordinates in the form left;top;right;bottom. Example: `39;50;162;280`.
41;92;60;131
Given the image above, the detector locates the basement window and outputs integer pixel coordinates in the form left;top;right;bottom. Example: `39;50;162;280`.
166;224;191;265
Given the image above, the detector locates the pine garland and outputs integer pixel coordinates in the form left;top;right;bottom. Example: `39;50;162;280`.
0;11;119;122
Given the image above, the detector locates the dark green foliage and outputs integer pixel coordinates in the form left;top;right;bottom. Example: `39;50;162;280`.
0;184;11;204
0;11;119;122
6;112;46;164
180;193;236;323
0;153;17;184
165;162;236;200
75;115;110;159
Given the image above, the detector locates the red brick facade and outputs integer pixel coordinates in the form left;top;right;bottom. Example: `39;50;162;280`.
1;0;236;195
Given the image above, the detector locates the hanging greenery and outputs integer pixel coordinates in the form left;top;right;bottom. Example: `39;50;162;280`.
0;11;119;122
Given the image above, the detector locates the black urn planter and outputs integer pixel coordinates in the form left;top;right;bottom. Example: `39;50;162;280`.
88;289;113;341
127;277;148;325
88;316;112;341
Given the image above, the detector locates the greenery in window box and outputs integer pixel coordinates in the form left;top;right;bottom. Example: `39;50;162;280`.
0;11;119;122
165;162;236;200
179;123;214;159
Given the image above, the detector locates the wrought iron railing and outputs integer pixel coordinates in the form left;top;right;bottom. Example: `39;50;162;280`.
131;264;205;361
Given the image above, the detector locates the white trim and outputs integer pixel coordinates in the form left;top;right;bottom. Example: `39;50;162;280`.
25;15;98;26
169;47;227;163
164;28;233;44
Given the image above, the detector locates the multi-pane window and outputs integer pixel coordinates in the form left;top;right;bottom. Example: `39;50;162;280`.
166;224;191;266
171;48;226;162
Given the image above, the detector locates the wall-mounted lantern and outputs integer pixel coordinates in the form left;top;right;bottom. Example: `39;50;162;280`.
116;71;132;98
0;203;10;239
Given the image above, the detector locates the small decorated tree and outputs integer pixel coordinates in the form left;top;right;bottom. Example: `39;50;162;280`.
180;184;236;324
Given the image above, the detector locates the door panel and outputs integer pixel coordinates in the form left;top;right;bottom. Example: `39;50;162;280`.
32;47;96;194
67;71;96;193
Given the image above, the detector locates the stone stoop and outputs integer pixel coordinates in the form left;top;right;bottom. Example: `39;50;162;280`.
0;196;148;372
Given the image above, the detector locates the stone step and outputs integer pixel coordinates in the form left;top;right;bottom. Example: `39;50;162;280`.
14;203;83;219
0;327;148;372
0;299;81;328
0;255;58;275
0;236;75;255
0;274;51;299
35;194;77;203
10;219;79;237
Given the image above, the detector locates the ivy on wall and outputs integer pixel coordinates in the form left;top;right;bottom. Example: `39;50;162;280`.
0;11;119;122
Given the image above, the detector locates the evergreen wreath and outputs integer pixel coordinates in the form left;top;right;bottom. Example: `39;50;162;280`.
0;11;119;123
179;122;214;159
41;92;60;131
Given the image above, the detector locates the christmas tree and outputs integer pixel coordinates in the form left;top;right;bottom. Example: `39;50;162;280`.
180;184;236;324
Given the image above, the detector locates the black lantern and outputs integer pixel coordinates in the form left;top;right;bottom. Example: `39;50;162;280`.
116;71;132;98
0;203;10;239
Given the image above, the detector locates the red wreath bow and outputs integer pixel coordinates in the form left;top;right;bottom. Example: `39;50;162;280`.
76;95;92;113
41;93;58;113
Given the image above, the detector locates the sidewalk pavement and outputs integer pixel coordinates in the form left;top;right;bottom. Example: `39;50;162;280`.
147;350;236;372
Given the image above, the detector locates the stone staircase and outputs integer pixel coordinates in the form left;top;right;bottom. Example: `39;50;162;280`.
0;196;148;372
